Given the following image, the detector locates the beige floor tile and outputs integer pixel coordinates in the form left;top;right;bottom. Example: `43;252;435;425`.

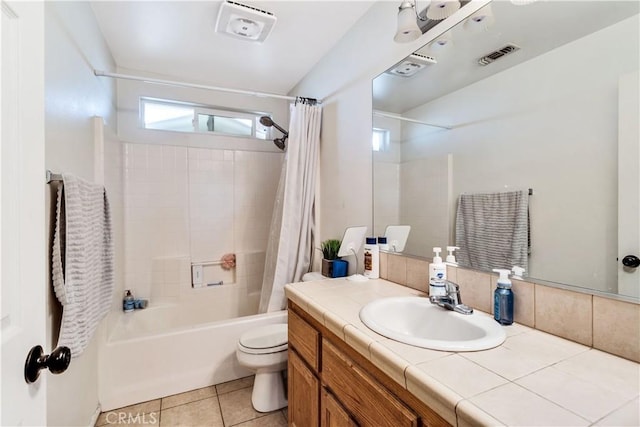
281;408;287;421
161;386;217;410
159;397;223;427
215;376;254;395
97;400;161;426
218;386;262;426
230;411;287;427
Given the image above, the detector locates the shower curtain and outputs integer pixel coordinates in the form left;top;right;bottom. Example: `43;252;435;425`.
259;100;322;313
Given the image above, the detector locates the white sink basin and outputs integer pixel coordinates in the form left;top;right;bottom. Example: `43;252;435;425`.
359;296;506;352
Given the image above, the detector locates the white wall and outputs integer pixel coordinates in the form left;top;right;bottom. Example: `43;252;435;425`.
44;2;117;426
291;2;485;273
400;16;639;293
117;143;282;305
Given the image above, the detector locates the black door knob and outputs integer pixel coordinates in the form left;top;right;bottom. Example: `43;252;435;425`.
622;255;640;269
24;345;71;384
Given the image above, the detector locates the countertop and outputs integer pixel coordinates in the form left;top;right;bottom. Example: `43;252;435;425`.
284;278;640;427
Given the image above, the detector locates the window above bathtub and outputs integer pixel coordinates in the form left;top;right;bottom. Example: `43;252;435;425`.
140;97;271;140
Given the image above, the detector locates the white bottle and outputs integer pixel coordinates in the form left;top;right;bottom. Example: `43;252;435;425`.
377;236;390;251
429;247;447;297
511;266;526;280
445;246;459;266
363;237;380;279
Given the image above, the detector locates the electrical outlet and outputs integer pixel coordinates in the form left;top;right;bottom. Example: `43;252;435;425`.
192;265;203;288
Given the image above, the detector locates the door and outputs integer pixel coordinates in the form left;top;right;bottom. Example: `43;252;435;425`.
1;1;47;425
618;70;640;298
288;349;320;427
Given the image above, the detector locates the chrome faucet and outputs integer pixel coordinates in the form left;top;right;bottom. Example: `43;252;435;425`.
429;280;474;315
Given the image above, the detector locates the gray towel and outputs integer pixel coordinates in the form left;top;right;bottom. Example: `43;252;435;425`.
455;190;529;272
52;174;114;358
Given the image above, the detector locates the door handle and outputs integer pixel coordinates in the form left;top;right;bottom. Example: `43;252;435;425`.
622;255;640;269
24;345;71;384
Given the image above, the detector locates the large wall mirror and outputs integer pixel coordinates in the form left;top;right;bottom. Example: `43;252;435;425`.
372;1;640;300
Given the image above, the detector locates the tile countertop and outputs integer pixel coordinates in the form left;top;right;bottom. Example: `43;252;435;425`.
284;278;640;427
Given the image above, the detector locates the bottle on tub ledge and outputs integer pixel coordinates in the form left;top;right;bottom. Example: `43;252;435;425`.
123;290;135;313
363;237;380;279
493;269;514;325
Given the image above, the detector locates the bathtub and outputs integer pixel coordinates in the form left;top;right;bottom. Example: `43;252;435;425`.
98;297;287;411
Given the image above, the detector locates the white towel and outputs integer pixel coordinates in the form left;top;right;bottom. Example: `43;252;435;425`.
455;190;529;272
52;174;114;358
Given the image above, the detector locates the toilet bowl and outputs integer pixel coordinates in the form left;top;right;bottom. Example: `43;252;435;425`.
236;272;322;412
236;323;288;412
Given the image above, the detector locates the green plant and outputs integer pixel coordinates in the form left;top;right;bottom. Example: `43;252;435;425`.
321;239;341;260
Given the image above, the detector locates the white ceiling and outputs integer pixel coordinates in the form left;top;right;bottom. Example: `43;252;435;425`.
90;1;375;96
373;1;640;114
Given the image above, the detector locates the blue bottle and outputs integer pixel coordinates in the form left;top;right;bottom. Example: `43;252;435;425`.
123;290;135;312
492;269;513;325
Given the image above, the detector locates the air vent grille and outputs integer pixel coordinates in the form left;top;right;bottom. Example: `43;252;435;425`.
478;44;521;66
386;53;437;78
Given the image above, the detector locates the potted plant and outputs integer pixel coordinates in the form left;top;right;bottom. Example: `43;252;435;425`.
321;239;348;278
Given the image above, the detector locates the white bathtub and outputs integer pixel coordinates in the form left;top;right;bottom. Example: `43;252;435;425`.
98;297;287;411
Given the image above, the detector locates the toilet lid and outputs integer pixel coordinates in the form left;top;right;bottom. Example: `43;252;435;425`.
238;323;288;354
302;272;325;282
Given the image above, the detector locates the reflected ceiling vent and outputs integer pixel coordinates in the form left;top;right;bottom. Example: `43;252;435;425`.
478;44;521;66
215;1;277;43
386;53;437;77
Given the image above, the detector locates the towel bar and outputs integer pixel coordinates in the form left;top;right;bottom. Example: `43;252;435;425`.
46;170;63;183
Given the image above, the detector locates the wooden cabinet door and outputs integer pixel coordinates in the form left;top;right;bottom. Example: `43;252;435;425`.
322;339;418;427
288;349;320;427
321;388;358;427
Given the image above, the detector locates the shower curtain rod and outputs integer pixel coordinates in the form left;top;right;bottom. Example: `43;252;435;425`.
373;110;452;130
94;70;322;103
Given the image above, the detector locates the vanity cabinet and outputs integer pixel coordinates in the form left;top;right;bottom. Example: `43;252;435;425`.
287;301;450;427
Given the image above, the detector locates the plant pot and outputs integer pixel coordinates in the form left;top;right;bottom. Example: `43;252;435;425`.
322;259;348;278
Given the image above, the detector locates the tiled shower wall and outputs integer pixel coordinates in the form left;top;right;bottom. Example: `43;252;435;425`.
121;142;282;302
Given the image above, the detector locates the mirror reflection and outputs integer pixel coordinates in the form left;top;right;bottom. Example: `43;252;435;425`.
372;1;640;299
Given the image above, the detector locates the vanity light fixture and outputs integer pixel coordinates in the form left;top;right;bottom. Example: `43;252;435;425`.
426;0;461;20
428;30;453;50
463;4;494;32
394;1;422;43
394;0;465;43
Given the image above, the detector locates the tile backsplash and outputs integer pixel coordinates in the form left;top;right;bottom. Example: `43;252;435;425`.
380;252;640;363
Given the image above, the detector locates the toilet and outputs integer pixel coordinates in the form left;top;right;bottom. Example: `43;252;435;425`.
236;271;326;412
236;323;288;412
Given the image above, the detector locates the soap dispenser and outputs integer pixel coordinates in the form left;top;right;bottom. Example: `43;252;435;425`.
493;269;513;325
511;266;525;280
445;246;459;266
429;247;447;297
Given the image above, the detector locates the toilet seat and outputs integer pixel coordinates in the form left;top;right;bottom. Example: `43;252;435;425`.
238;323;288;355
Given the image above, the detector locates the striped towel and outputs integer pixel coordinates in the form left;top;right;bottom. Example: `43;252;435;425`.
52;174;114;358
455;190;529;272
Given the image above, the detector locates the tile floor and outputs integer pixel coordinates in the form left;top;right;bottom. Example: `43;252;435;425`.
95;376;288;427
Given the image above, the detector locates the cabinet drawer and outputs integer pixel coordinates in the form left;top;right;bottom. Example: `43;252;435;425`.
322;339;418;427
289;308;320;371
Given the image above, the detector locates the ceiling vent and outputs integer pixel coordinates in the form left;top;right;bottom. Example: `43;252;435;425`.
215;1;277;43
386;53;437;78
478;44;521;66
